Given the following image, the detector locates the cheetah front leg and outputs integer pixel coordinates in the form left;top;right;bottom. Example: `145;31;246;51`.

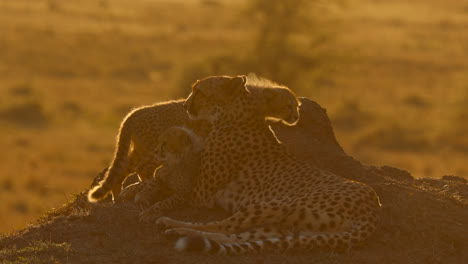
139;193;188;223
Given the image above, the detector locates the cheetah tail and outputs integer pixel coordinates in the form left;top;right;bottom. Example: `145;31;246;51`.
174;234;337;255
87;182;112;202
87;122;133;202
174;236;266;255
173;221;378;255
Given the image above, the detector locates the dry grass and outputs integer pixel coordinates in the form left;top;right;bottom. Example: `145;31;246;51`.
0;0;467;233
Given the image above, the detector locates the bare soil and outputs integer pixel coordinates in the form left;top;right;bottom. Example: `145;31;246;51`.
1;98;467;264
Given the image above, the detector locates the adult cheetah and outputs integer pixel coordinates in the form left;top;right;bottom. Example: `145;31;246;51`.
88;83;300;202
155;75;382;255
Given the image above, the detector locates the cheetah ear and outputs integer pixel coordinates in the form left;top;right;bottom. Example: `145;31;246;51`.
223;75;248;100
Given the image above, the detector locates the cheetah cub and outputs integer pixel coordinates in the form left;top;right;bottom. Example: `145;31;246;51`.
88;84;299;203
136;126;203;221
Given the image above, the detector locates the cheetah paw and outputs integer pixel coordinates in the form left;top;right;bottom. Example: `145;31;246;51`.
155;216;171;228
163;228;181;241
139;209;163;223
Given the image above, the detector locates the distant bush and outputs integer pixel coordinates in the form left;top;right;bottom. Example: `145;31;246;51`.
110;66;151;81
244;0;318;83
201;0;222;7
402;94;431;108
60;101;82;120
331;100;375;131
1;178;14;192
25;177;44;193
0;102;48;128
453;87;468;132
99;0;109;9
47;0;62;12
11;200;29;214
175;0;333;96
438;85;468;151
354;121;431;152
9;84;33;97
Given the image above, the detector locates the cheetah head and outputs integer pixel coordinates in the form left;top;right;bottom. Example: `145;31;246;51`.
184;75;248;123
262;87;300;126
155;127;196;162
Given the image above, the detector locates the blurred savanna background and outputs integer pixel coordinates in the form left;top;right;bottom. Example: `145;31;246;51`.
0;0;467;233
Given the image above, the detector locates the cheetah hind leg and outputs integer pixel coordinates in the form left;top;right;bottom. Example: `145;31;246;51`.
111;149;160;199
114;155;161;203
109;148;141;200
116;181;143;203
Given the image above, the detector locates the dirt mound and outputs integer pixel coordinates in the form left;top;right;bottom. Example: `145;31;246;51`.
1;98;467;264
